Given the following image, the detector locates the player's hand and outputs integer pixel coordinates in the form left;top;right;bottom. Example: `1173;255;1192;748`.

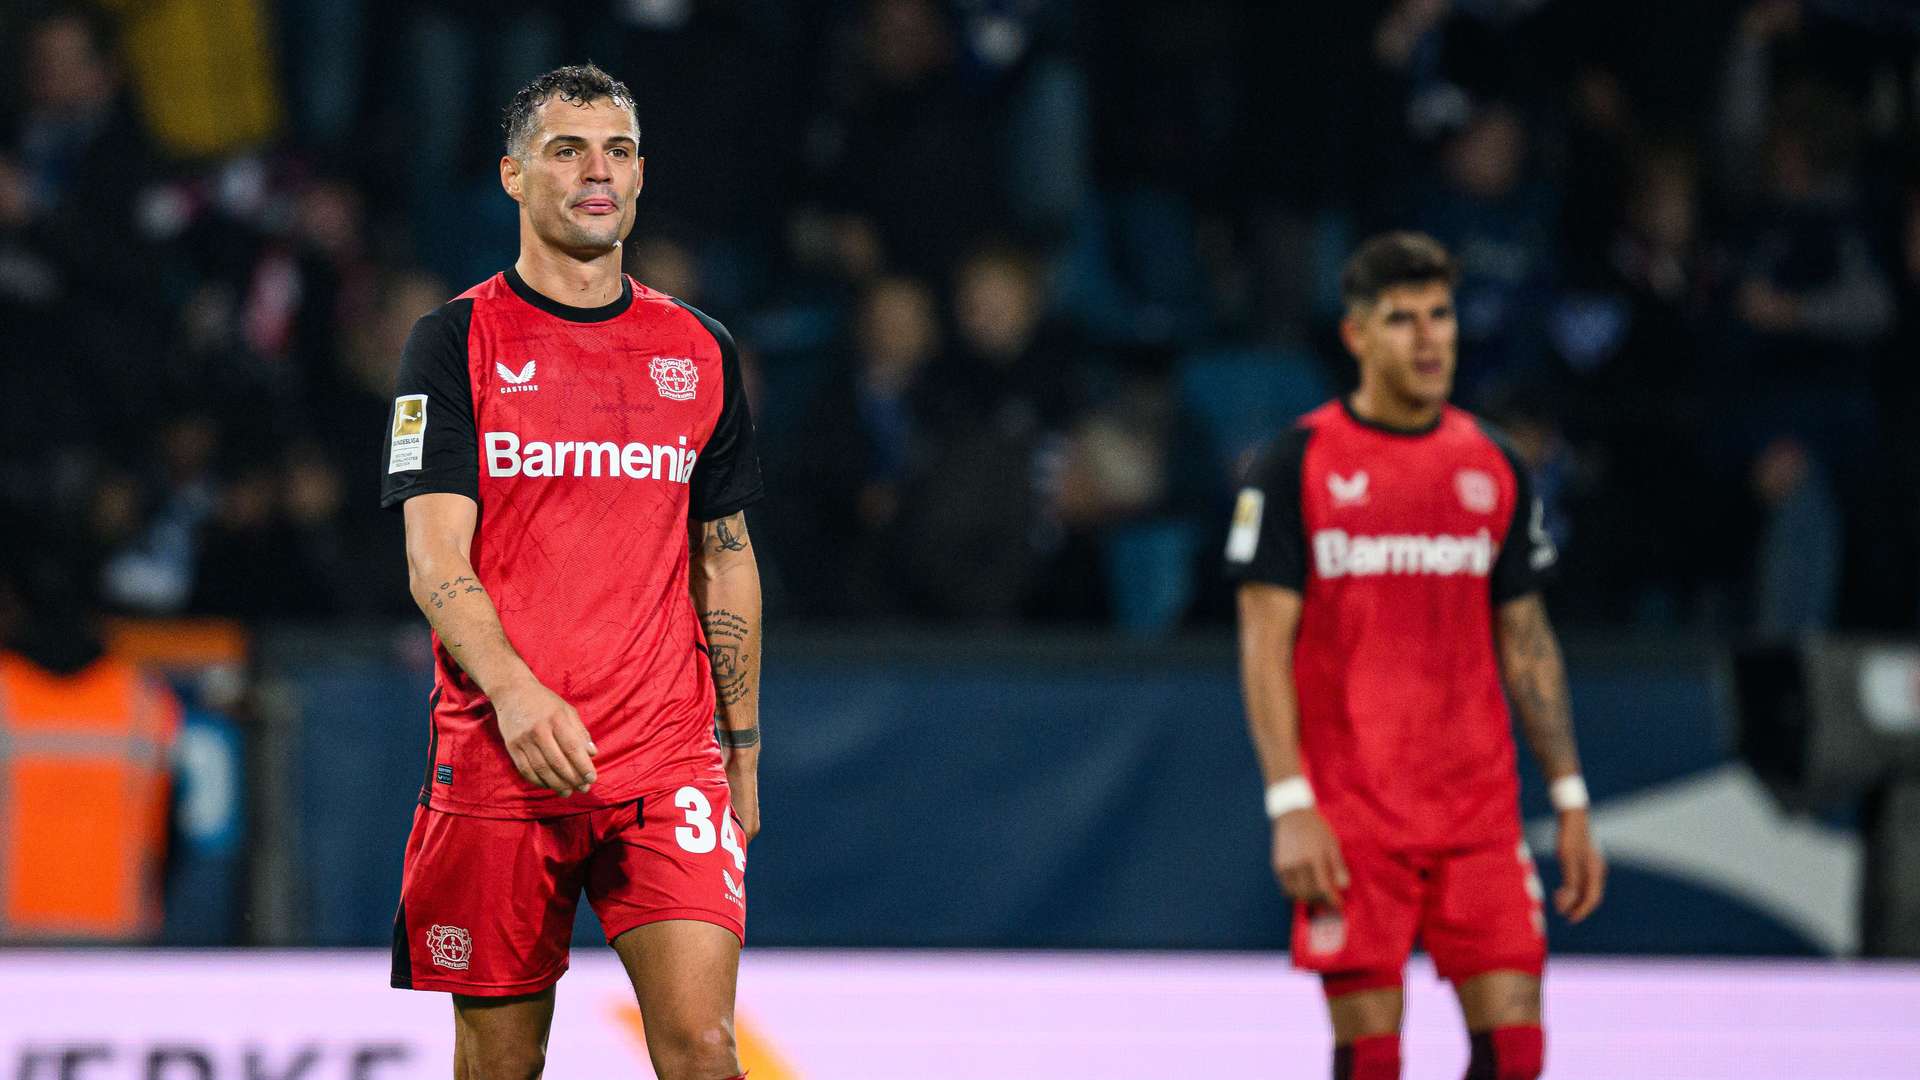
1555;809;1606;922
1272;808;1350;911
723;742;759;842
492;677;598;796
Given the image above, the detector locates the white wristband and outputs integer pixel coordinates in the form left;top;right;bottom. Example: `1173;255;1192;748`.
1549;775;1590;812
1264;777;1315;820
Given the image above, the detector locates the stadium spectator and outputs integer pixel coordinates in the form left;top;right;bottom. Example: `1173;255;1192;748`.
0;9;167;467
811;0;1005;279
774;275;944;617
0;538;179;943
1411;102;1559;406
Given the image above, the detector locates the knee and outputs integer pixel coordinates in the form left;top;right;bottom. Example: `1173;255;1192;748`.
649;1020;739;1080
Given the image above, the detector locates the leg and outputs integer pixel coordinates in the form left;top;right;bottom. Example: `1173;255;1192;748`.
1454;969;1540;1030
1455;971;1543;1079
1291;838;1423;1080
452;989;556;1080
1425;840;1549;1080
611;919;743;1080
1327;984;1404;1080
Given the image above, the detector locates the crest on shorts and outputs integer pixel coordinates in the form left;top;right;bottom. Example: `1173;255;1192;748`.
1456;469;1498;514
1306;908;1347;956
650;356;699;401
425;923;472;970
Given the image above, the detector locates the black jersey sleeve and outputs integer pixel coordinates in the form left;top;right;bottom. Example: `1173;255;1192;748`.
1222;426;1313;590
1482;423;1558;604
379;299;479;510
674;299;766;521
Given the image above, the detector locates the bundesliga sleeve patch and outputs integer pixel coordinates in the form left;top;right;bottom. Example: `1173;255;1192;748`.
1225;487;1265;563
389;394;428;473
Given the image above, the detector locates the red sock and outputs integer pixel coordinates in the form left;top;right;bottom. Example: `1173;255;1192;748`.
1333;1033;1400;1079
1466;1025;1543;1079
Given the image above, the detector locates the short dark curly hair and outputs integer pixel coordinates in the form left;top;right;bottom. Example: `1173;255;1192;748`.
502;63;639;160
1340;231;1458;312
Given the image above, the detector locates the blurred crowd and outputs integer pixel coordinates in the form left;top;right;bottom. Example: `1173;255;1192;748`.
2;0;1919;635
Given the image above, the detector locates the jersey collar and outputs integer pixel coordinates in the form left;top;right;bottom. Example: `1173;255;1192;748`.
1341;395;1443;437
503;266;633;323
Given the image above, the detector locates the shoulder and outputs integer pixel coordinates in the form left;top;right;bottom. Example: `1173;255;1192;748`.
1454;407;1528;476
1241;421;1317;486
409;295;476;342
649;288;737;357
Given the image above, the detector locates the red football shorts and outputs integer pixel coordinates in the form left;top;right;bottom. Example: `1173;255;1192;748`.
1292;836;1545;996
391;777;747;995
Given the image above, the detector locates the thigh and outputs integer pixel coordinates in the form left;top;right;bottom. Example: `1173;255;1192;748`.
452;988;556;1079
586;780;747;945
1291;839;1422;994
610;918;742;1069
392;805;587;996
1421;838;1547;987
1454;970;1541;1030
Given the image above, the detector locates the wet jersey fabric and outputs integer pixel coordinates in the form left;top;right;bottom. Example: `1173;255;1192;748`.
380;268;763;819
1225;399;1553;850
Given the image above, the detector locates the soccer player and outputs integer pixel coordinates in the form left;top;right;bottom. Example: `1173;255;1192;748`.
379;65;763;1080
1226;233;1606;1080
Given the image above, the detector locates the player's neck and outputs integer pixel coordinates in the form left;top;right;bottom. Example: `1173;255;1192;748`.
1348;385;1443;433
513;242;625;310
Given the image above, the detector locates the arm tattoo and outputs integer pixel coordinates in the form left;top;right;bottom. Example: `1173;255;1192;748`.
699;608;753;706
1499;597;1581;778
717;725;760;748
711;513;748;553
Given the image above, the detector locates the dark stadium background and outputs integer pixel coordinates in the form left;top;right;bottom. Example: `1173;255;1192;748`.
1;1;1917;1075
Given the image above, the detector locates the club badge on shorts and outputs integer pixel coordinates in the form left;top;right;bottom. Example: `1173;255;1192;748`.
426;923;472;970
1306;908;1347;956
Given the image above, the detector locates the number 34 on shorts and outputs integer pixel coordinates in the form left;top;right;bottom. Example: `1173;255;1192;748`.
669;782;748;905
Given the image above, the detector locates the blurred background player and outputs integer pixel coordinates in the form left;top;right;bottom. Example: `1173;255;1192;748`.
379;65;763;1080
1226;232;1606;1080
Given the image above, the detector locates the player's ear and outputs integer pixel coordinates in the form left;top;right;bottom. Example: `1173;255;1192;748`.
501;155;524;203
1338;310;1365;362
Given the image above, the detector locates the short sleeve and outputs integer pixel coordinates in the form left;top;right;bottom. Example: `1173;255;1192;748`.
1223;426;1312;590
380;299;478;510
1485;428;1558;604
674;300;765;521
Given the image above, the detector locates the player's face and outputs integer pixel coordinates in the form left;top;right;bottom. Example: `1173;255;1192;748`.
1342;281;1457;408
503;97;643;257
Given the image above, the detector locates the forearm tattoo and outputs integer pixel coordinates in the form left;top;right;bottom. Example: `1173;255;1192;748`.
699;608;754;706
1499;597;1580;777
422;575;496;656
717;725;760;748
713;513;749;552
427;575;488;611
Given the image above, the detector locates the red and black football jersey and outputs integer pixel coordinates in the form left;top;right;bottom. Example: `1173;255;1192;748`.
1225;399;1554;850
380;268;763;819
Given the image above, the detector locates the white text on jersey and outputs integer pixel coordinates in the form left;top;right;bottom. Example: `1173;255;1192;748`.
1313;529;1494;579
484;432;697;483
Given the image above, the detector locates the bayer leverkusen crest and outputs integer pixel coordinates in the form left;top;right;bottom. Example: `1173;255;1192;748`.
650;356;699;401
425;924;472;970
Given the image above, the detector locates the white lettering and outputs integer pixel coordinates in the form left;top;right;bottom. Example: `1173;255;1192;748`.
623;442;652;478
523;440;553;477
1313;529;1494;579
581;442;619;477
482;432;695;485
485;432;521;477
